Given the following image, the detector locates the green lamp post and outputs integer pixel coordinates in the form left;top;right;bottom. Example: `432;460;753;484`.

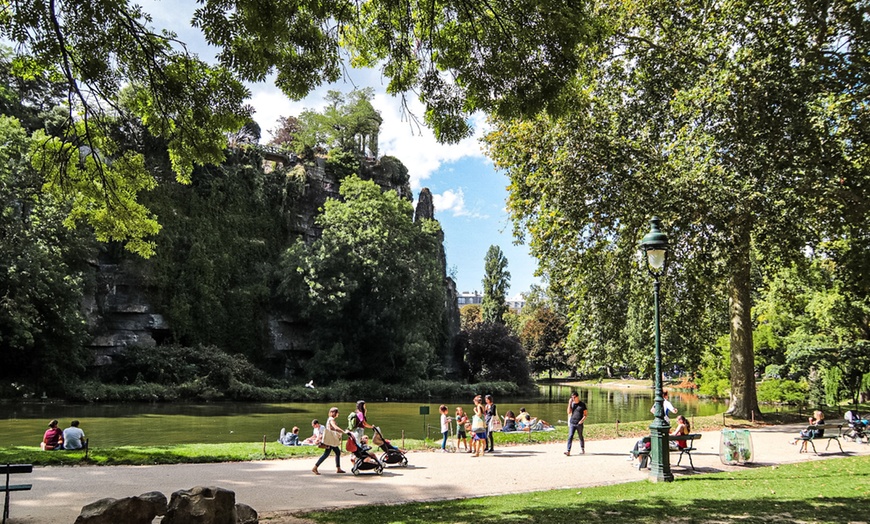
639;216;674;483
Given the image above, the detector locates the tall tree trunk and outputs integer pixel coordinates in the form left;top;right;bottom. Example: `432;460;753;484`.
725;224;761;419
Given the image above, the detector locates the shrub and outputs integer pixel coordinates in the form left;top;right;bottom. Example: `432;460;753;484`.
757;379;809;405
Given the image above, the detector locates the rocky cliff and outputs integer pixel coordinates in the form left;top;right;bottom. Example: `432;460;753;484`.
84;150;460;373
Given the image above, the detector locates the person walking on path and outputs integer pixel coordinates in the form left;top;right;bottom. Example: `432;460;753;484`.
312;407;349;475
351;400;374;441
484;395;498;453
565;391;587;455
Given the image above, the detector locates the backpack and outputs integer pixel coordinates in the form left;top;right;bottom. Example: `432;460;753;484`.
347;411;359;431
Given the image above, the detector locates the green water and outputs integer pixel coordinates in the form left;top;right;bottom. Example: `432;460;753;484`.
0;386;727;447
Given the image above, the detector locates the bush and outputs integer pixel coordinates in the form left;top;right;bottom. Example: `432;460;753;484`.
698;378;730;398
757;379;809;405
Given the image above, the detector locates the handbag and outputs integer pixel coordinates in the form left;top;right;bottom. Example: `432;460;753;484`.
490;415;503;432
471;415;485;432
322;428;342;447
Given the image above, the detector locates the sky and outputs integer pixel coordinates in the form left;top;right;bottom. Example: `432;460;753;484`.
141;1;541;297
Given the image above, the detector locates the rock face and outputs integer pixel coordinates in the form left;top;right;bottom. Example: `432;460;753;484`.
83;258;171;364
74;491;167;524
83;155;458;371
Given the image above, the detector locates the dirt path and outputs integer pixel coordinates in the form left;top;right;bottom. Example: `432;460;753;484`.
10;424;869;523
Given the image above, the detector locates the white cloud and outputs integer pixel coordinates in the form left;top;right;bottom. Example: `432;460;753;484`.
432;188;488;219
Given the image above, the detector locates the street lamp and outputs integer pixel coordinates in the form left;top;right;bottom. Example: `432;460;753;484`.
639;216;673;483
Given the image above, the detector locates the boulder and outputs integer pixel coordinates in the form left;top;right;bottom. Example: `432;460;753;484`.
235;503;258;524
162;486;237;524
75;491;167;524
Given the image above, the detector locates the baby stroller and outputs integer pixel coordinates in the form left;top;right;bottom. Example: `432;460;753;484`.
844;411;869;443
372;426;408;467
346;432;384;476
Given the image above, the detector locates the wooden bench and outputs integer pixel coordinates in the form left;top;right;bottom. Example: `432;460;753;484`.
632;433;702;470
797;425;843;454
2;464;32;524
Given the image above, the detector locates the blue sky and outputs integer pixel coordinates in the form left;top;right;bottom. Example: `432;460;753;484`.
141;1;541;296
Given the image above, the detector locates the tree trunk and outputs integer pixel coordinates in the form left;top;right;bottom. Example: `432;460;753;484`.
725;225;761;419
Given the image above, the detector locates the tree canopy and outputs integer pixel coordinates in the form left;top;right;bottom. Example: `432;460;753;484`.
484;0;870;417
0;0;596;254
279;175;447;383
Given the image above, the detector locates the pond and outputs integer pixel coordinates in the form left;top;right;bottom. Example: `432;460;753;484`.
0;385;727;447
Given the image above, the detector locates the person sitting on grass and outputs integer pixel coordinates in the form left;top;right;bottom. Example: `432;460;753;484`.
301;419;324;446
516;408;532;430
502;410;517;432
63;420;87;450
41;419;64;450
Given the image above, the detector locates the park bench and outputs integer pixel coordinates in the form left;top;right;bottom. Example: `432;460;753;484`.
2;464;32;524
797;424;843;454
632;433;702;471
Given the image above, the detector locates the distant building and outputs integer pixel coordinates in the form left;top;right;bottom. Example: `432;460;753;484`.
457;291;483;306
506;294;526;312
457;291;525;312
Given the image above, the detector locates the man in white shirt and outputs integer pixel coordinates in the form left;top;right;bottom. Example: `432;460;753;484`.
63;420;87;449
650;391;678;424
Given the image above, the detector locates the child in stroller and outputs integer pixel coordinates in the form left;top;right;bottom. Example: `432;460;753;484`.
372;426;409;467
844;411;869;443
346;432;384;475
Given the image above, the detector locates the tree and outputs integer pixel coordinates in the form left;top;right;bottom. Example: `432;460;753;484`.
757;252;870;408
279;176;446;382
521;307;569;380
481;245;510;324
485;0;870;419
268;116;302;149
1;1;597;252
459;304;482;332
295;89;382;156
0;115;94;393
459;322;530;384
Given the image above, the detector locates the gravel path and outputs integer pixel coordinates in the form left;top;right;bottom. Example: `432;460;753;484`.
9;424;869;523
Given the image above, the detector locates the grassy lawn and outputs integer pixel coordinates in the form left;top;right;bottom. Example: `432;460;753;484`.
0;416;728;466
302;455;870;524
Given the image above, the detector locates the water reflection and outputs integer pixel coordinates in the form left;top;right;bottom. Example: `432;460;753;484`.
0;386;726;447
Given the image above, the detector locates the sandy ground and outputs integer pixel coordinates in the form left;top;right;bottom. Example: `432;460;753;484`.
8;423;869;523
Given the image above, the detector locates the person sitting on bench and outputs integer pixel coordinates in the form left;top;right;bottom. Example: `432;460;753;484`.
791;410;825;451
670;415;691;449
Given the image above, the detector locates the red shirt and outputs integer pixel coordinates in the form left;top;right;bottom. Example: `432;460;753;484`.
43;427;63;448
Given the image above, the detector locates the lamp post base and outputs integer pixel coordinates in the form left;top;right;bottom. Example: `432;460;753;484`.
649;421;674;483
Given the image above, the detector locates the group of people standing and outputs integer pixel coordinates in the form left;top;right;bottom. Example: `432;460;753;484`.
436;394;500;456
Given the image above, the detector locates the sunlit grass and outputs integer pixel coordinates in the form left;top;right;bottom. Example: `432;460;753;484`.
304;455;870;524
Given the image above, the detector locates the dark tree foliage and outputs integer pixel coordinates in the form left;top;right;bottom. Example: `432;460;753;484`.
0;116;95;395
279;176;447;383
458;322;531;384
136;147;294;363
